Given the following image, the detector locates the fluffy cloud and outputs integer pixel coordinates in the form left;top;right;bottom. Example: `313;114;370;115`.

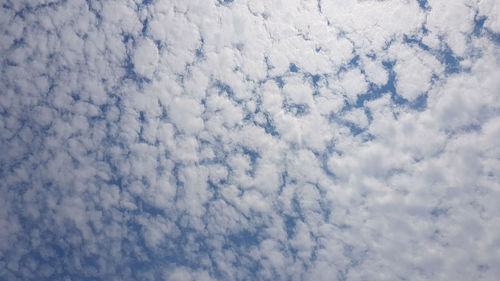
1;0;499;280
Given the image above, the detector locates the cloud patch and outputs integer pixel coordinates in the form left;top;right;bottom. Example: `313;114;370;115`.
1;0;499;280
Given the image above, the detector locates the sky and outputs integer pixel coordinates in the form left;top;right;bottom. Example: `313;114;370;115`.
1;0;500;280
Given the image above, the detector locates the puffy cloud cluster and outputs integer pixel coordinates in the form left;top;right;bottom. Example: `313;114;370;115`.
1;0;499;280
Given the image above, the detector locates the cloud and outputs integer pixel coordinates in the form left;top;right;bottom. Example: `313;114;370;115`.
1;0;499;280
133;38;159;79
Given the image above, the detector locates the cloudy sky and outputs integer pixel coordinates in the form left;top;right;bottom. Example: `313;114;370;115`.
1;0;500;280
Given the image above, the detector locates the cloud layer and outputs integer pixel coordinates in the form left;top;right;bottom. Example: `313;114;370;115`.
1;0;500;280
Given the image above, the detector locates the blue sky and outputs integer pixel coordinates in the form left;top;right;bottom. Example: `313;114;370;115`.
1;0;500;280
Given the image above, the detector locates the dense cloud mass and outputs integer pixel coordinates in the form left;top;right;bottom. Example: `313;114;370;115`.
1;0;500;280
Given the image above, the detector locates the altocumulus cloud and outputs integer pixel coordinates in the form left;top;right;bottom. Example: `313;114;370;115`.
1;0;500;280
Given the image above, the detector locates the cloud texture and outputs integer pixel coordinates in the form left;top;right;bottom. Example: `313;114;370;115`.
1;0;500;280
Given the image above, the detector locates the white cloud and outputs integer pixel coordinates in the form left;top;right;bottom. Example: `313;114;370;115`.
389;43;443;101
322;0;425;52
362;56;388;86
133;38;159;79
1;0;499;280
168;96;204;135
343;107;369;129
478;0;500;33
340;68;368;103
425;0;475;57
